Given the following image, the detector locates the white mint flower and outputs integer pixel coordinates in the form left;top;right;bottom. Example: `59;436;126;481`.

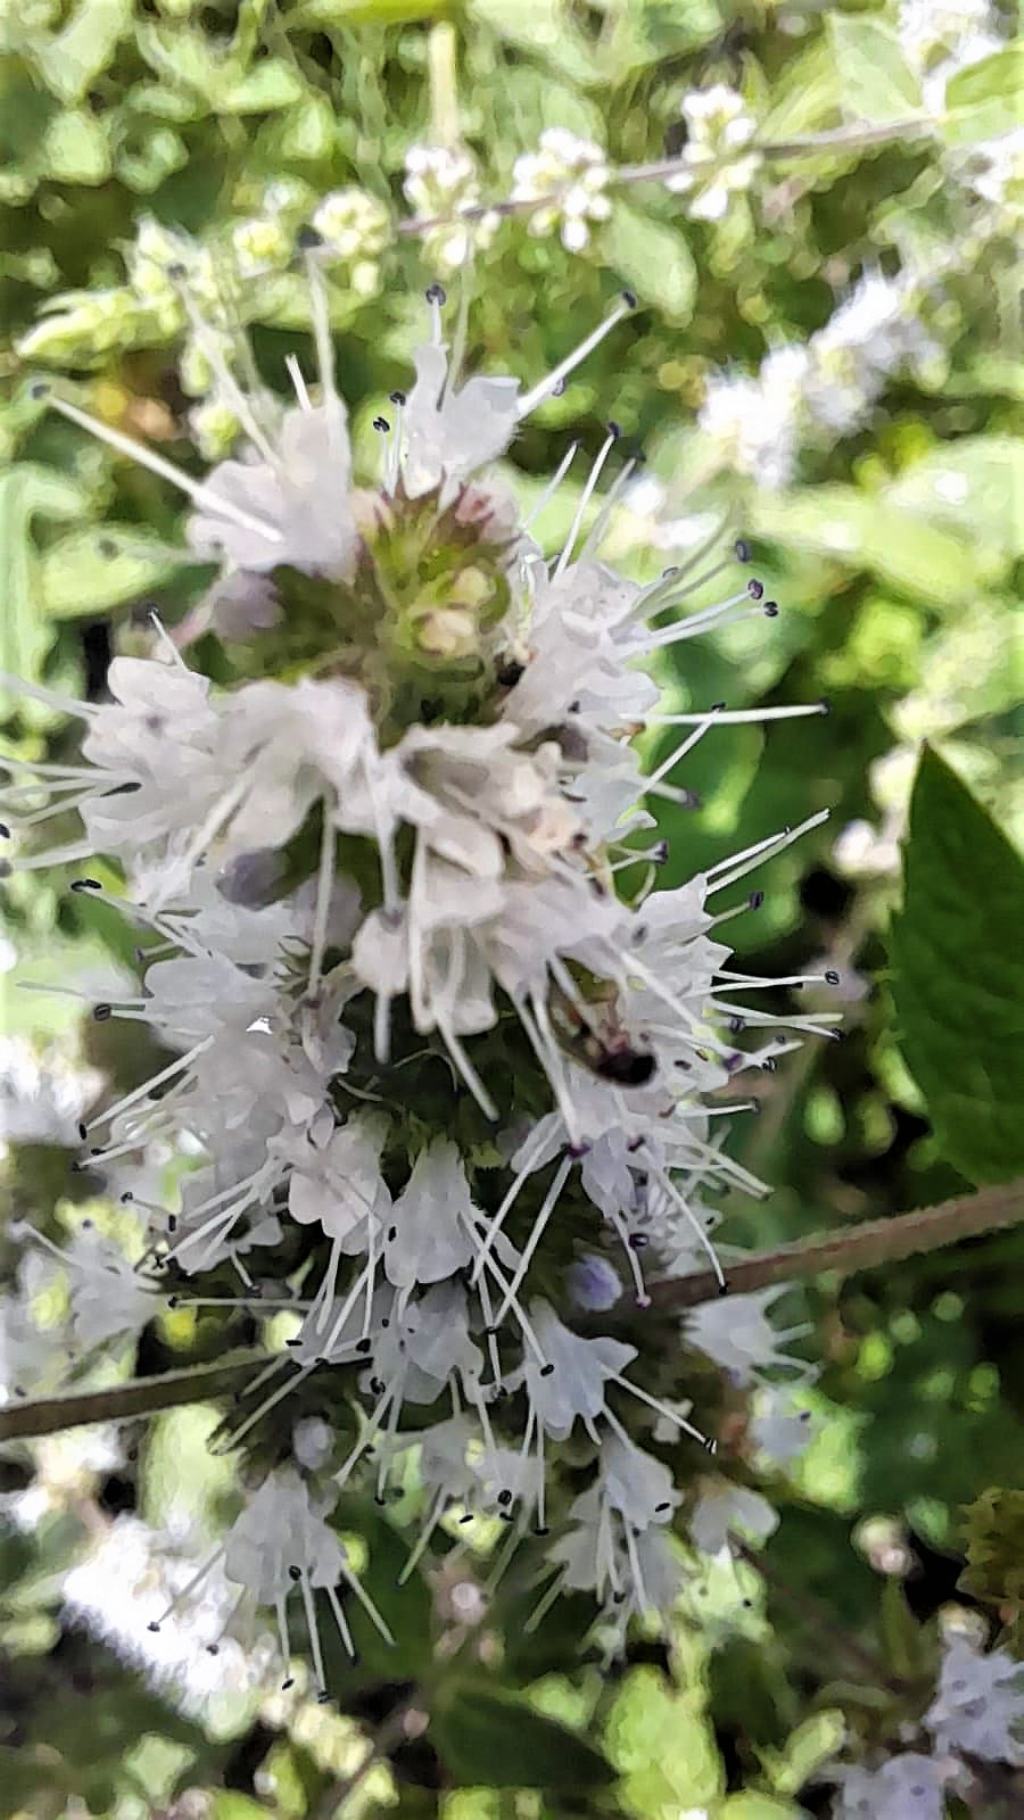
926;1633;1024;1764
831;1753;948;1820
689;1482;779;1556
206;1469;393;1693
698;346;808;490
512;128;612;252
6;266;843;1692
667;85;762;221
403;143;498;270
749;1388;816;1464
685;1287;813;1386
311;187;390;295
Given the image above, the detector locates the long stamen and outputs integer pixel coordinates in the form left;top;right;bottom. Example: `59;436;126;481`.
706;809;830;896
517;293;635;419
523;440;579;529
491;1155;571;1325
554;426;618;579
300;1569;328;1699
643;701;828;727
39;395;282;543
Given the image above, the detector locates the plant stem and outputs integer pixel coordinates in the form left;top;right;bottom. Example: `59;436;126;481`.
0;1352;267;1444
649;1179;1024;1313
397;118;933;237
3;1183;1019;1443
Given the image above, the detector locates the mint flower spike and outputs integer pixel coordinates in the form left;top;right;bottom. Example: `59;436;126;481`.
5;271;842;1692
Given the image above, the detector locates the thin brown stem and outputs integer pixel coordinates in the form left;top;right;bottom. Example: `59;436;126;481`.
648;1179;1024;1313
396;118;933;238
0;1353;268;1444
3;1184;1020;1444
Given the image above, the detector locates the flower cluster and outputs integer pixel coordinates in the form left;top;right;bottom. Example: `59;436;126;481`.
402;143;498;270
831;1626;1024;1816
667;85;762;222
4;269;838;1692
699;269;939;489
511;128;612;251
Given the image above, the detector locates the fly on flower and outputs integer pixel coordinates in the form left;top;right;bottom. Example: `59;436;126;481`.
2;229;841;1699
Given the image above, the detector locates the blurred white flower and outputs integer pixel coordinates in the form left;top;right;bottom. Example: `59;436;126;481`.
512;128;612;252
898;0;1000;107
926;1633;1024;1764
961;128;1024;234
0;1033;102;1148
667;85;762;221
689;1481;779;1555
403;143;499;269
312;187;391;295
831;1752;947;1820
699;345;808;489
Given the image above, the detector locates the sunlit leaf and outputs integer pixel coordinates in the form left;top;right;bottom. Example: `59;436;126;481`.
604;201;697;323
942;45;1024;145
38;525;183;618
827;16;923;124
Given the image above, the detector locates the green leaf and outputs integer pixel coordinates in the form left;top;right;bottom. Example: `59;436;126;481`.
749;485;985;607
891;747;1024;1184
760;41;840;140
432;1683;617;1790
942;45;1024;146
467;0;604;86
295;0;447;22
605;1665;723;1816
760;1708;846;1795
33;0;133;105
827;16;923;124
887;436;1024;569
38;525;183;618
217;59;306;114
0;463;87;716
38;109;111;184
603;202;697;324
719;1798;808;1820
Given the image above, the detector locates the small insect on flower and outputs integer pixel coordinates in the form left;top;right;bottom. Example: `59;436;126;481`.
549;979;657;1088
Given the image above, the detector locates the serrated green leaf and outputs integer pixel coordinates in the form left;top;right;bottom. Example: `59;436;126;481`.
720;1797;807;1820
887;435;1024;568
603;201;696;323
209;1799;270;1820
942;45;1024;146
38;525;183;618
891;747;1024;1184
433;1683;617;1790
827;15;923;124
761;40;840;139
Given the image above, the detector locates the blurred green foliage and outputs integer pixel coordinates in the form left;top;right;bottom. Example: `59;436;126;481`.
2;0;1023;1816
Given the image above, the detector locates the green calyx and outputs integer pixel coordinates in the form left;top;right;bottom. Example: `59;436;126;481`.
221;480;517;745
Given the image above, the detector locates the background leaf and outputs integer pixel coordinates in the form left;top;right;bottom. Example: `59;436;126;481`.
891;746;1024;1184
433;1683;617;1789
